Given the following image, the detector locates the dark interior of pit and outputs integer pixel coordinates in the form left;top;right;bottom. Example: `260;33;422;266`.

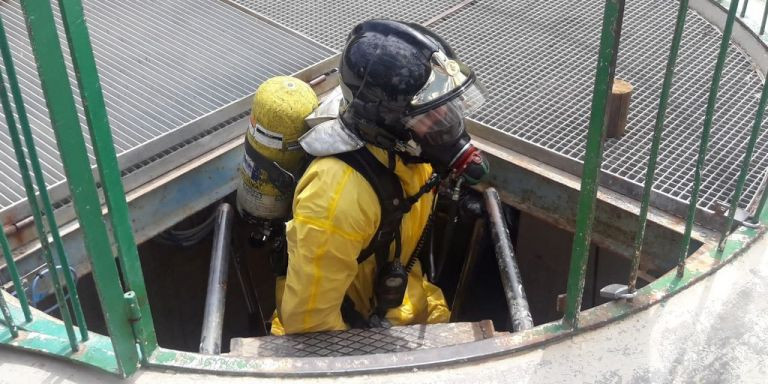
60;189;677;354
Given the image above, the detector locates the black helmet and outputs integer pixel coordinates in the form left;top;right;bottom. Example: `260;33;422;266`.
338;19;487;151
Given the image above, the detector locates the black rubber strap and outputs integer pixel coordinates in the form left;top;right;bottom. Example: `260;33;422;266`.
243;138;296;194
334;148;405;266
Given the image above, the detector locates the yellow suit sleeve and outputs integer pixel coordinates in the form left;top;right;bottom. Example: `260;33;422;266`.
278;157;379;334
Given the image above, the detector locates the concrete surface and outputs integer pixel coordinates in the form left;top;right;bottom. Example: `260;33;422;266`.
2;228;768;383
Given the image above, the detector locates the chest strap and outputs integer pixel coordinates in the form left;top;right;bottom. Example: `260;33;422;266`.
334;148;406;270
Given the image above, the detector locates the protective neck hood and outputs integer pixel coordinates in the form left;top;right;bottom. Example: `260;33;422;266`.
299;87;365;157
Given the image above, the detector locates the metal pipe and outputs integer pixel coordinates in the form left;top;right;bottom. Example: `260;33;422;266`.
2;216;33;236
629;0;689;294
200;203;234;355
232;249;267;336
719;76;768;251
563;0;625;328
761;2;768;35
677;0;742;277
483;188;533;332
741;0;749;18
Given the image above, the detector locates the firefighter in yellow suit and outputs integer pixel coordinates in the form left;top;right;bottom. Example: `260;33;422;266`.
272;19;489;334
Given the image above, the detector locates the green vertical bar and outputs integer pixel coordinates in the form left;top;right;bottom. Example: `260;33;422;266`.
754;173;768;221
0;23;31;320
4;26;89;340
761;2;768;34
0;283;18;338
628;0;689;293
0;23;78;350
19;0;139;376
1;13;88;334
563;0;625;328
718;77;768;250
57;0;156;359
677;0;741;277
741;0;749;18
0;227;30;323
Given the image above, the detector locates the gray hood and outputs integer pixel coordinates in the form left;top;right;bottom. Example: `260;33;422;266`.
299;86;365;156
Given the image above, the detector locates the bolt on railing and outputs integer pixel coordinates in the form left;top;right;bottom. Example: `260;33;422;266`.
563;0;625;328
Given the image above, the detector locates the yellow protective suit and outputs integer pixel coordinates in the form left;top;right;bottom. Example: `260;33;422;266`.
271;144;450;335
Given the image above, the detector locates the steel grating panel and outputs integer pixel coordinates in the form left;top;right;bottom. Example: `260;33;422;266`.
0;0;333;211
236;0;768;226
431;0;768;216
230;0;470;52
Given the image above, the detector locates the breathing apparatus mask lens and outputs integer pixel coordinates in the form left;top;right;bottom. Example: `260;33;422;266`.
402;52;489;184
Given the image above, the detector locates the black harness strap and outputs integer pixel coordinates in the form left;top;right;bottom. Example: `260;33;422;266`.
334;148;406;269
333;148;443;327
335;148;409;328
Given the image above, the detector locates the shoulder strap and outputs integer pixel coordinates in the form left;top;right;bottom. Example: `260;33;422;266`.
334;148;405;267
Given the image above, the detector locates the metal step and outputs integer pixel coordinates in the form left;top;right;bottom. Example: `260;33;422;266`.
228;321;496;358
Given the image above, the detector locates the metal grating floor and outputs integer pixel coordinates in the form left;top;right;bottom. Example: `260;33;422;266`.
230;0;467;50
0;0;332;211
238;0;768;222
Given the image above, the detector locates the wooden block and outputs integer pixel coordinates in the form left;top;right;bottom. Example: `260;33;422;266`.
604;79;633;139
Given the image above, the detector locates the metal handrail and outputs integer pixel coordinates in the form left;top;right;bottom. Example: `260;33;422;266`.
563;0;625;328
677;0;742;276
0;11;89;348
628;0;690;294
0;0;157;377
57;0;157;360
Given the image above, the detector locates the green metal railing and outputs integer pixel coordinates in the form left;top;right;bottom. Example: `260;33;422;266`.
628;0;690;293
0;0;156;377
0;0;767;376
740;0;768;34
565;0;768;327
563;0;625;327
675;0;741;275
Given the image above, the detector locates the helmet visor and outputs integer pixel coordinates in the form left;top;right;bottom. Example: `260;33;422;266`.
403;82;487;145
409;51;488;113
